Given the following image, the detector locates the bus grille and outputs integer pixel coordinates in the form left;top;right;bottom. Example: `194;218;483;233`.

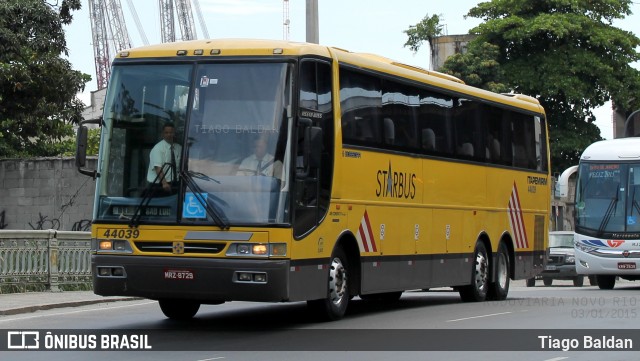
134;241;226;254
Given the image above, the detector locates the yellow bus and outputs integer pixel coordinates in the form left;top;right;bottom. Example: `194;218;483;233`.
76;39;550;320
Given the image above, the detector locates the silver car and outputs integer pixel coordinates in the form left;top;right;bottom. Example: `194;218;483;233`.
527;231;589;287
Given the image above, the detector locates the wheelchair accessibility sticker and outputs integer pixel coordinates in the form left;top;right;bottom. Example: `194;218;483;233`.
183;192;207;218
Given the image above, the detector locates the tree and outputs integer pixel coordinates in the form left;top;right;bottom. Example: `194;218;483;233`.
404;14;445;70
404;0;640;173
439;41;510;94
0;0;90;158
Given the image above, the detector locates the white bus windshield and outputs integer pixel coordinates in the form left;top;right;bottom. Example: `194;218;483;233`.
575;163;640;235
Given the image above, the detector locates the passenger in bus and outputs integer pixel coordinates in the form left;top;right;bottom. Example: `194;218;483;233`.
422;128;436;151
146;122;181;196
237;136;282;178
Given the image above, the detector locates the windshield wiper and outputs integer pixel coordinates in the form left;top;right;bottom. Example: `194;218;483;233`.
598;184;619;235
180;170;230;230
128;163;172;228
630;185;640;216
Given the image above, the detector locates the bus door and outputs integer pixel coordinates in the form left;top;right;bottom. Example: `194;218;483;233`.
293;59;334;238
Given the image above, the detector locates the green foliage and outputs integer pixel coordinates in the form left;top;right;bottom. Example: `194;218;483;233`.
404;14;445;53
439;42;510;93
465;0;640;173
87;128;101;155
0;0;90;158
405;0;640;174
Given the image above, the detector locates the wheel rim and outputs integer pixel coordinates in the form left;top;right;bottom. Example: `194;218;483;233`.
474;250;489;294
329;256;347;307
496;252;508;289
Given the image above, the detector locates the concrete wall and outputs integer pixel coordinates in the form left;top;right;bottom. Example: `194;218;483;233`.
431;34;476;71
0;157;97;231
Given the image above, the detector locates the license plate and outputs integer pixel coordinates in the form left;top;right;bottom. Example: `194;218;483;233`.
545;265;557;271
164;269;194;280
617;262;636;270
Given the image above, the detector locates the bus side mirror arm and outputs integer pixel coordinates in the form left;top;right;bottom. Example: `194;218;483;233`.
76;119;101;179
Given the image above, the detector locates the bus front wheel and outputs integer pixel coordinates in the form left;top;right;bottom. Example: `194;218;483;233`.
459;242;489;302
596;275;616;290
307;247;350;321
158;299;200;320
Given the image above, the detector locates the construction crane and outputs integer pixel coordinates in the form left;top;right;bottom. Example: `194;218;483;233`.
90;0;208;89
88;0;111;89
159;0;210;43
89;0;147;89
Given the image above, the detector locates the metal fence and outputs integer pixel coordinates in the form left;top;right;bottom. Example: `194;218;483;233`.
0;230;91;292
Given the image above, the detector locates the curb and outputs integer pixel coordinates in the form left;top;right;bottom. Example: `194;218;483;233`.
0;297;143;316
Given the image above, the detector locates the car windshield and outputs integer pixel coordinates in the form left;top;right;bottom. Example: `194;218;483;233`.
549;233;574;248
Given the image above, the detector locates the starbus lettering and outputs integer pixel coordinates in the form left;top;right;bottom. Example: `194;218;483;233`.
376;162;416;199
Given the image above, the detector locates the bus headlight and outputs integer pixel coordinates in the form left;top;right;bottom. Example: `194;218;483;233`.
226;243;287;257
93;239;133;253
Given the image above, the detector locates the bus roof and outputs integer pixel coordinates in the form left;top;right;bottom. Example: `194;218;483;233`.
581;137;640;161
116;38;543;114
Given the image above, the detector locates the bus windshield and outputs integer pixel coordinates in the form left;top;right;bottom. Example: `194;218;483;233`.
575;163;640;235
95;62;293;226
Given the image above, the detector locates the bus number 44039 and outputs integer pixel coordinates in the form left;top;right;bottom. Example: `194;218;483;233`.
164;269;195;280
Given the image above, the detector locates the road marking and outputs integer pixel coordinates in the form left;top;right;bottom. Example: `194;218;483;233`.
544;358;569;361
0;300;156;323
196;357;225;361
446;311;512;322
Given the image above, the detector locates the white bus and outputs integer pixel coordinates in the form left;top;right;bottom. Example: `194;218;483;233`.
563;138;640;289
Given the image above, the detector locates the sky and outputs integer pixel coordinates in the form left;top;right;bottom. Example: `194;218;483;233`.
63;0;640;139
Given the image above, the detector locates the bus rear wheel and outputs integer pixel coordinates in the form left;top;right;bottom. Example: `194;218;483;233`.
307;247;350;321
459;242;489;302
488;242;510;300
158;299;200;320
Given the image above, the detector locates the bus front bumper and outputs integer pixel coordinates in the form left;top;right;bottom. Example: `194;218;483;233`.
575;249;640;275
92;255;291;303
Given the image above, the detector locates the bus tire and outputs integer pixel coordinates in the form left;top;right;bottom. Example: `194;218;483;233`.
543;277;552;286
158;299;200;320
459;241;489;302
596;275;616;290
488;242;510;300
526;278;536;287
307;247;350;321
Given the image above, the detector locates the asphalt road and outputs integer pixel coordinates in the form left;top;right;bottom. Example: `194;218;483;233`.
1;279;640;361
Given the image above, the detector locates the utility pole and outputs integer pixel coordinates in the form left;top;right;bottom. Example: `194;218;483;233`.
306;0;319;43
